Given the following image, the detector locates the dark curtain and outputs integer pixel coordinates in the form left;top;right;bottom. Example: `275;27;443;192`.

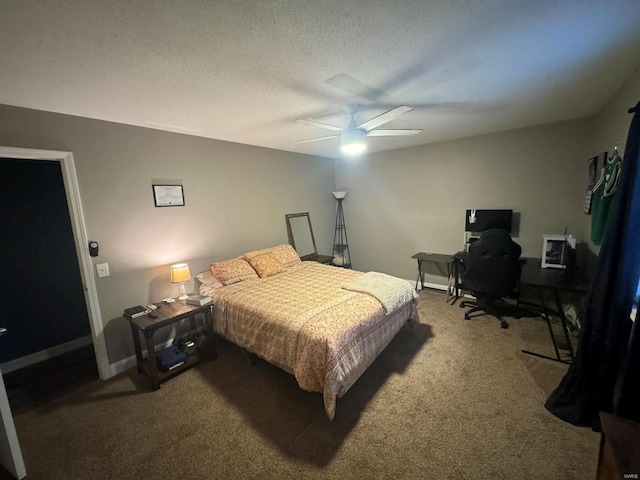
545;102;640;430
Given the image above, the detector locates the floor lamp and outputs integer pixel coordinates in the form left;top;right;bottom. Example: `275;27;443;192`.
332;191;352;268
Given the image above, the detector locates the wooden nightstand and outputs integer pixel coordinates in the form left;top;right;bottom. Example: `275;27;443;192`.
597;411;640;480
126;300;216;390
310;254;334;264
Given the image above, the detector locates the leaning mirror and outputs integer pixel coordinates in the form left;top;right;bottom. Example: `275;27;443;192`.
285;212;317;260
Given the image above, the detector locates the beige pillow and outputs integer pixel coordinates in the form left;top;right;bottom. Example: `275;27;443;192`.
245;244;301;269
268;244;302;268
243;248;267;261
210;258;258;285
246;252;286;278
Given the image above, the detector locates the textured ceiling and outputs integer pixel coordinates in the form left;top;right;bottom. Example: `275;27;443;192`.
1;1;640;158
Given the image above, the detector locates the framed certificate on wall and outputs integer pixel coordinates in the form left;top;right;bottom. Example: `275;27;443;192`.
152;185;185;207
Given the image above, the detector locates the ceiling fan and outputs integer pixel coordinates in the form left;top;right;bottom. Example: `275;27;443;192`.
293;104;422;155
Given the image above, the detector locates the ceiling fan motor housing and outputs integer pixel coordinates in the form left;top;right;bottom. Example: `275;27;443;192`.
341;128;365;144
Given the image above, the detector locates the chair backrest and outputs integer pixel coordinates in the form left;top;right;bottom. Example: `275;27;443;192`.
463;229;522;298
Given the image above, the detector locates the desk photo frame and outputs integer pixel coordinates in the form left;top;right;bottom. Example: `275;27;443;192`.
152;184;185;207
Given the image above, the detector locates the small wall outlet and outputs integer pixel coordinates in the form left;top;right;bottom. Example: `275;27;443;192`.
96;263;110;278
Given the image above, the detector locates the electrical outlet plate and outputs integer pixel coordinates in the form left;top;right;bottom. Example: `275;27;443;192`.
96;263;110;278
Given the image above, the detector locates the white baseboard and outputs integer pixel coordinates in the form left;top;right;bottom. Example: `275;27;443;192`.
403;277;449;292
108;338;176;378
416;280;449;292
0;335;93;374
409;278;476;299
108;355;138;378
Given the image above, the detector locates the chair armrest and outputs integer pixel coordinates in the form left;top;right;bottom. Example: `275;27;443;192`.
453;251;469;261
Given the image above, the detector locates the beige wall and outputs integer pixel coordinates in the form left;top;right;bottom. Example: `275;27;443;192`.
335;118;594;284
0;105;335;364
335;62;640;286
580;64;640;256
1;63;637;369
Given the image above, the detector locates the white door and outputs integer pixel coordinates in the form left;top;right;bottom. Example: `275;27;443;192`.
0;330;26;479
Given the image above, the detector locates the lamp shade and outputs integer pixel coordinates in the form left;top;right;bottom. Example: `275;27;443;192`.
332;191;349;200
170;263;191;283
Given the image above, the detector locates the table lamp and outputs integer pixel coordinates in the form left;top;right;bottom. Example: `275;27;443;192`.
170;263;191;300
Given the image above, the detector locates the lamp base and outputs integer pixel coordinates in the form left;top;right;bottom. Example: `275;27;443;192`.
178;283;188;300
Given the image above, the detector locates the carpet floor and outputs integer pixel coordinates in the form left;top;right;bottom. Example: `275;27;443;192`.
2;290;599;479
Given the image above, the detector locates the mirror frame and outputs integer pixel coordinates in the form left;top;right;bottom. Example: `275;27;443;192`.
285;212;318;260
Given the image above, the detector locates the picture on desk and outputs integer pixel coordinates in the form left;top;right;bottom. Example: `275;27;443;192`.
545;241;566;265
542;235;577;269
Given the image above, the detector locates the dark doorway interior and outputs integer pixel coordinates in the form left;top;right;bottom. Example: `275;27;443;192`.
0;158;91;362
2;344;98;415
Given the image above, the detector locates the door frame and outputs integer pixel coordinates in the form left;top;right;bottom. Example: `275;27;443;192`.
0;146;110;380
0;368;26;479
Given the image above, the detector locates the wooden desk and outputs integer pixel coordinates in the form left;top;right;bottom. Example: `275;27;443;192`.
519;258;590;363
597;411;640;479
448;254;591;363
520;257;590;294
411;252;456;301
308;254;334;265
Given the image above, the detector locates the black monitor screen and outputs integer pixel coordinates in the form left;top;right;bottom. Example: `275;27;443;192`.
465;209;513;233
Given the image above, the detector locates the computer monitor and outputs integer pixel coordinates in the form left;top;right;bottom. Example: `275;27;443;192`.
465;209;513;233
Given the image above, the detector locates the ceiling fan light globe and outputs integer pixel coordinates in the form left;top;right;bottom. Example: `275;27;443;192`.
341;142;367;155
340;129;366;155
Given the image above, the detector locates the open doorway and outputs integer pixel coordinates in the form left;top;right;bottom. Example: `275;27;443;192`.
0;157;99;410
0;147;109;382
0;146;110;478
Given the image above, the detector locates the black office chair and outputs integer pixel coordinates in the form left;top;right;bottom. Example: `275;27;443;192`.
457;229;523;329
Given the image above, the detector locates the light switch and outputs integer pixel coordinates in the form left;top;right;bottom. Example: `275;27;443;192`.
96;263;110;278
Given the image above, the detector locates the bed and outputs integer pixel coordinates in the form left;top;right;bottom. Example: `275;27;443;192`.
197;244;418;420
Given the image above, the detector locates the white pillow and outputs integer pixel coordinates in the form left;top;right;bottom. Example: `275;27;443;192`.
195;270;224;297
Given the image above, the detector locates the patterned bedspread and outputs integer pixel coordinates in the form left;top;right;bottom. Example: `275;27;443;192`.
211;262;418;419
342;271;417;313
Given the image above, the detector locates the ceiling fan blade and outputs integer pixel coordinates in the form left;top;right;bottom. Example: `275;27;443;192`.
366;129;422;137
295;118;344;132
291;135;339;146
357;105;414;131
325;73;391;104
308;103;364;123
309;109;349;123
